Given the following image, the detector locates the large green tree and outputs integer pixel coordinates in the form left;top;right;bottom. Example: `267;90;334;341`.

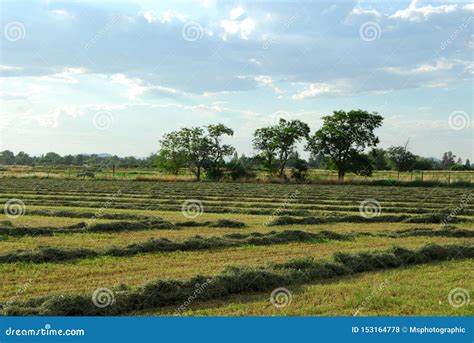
253;119;310;177
387;142;417;172
158;124;235;180
306;110;383;182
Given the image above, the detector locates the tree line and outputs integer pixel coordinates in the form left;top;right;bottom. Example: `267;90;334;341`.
1;110;471;181
155;109;472;181
0;151;157;169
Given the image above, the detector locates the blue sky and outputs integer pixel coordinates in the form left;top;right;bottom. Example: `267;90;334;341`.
0;0;472;160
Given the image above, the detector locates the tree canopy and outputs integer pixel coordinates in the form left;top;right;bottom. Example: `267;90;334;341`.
253;119;310;177
306;110;383;181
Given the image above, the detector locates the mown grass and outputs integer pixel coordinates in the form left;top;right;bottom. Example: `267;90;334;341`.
1;179;472;316
134;259;472;316
4;243;471;316
0;236;471;302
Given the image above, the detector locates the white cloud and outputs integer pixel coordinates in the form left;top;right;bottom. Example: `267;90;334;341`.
349;7;382;18
230;6;245;20
143;11;157;23
199;0;216;8
238;75;282;94
38;67;86;84
390;0;458;22
383;59;454;75
220;6;255;40
0;65;23;71
292;80;350;100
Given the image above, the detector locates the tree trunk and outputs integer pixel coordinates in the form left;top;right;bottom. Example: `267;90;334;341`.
338;169;345;183
279;164;285;178
196;167;201;181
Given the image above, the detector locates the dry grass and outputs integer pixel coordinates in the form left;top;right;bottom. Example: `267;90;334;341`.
0;236;470;302
133;259;472;316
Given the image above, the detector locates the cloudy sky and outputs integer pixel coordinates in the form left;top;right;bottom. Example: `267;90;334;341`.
0;0;472;160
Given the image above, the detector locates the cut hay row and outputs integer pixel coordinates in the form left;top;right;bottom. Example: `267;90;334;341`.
3;243;472;316
0;219;246;237
2;197;472;216
1;227;471;264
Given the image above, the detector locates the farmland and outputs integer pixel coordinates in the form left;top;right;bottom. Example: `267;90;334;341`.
0;178;472;316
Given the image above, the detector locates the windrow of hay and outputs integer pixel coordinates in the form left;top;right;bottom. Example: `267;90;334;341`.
2;243;472;316
1;226;472;264
0;230;353;264
268;213;467;226
0;219;246;237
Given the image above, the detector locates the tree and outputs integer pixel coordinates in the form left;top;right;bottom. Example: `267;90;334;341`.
306;110;383;182
205;124;236;180
40;152;63;165
368;148;388;170
387;142;417;172
308;152;327;169
227;153;256;180
290;156;308;181
15;151;33;165
465;159;471;170
155;145;187;175
415;157;436;170
441;151;456;169
252;127;278;174
253;119;310;177
158;124;235;180
0;150;15;165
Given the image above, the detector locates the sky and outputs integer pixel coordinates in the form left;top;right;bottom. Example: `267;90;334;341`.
0;0;472;160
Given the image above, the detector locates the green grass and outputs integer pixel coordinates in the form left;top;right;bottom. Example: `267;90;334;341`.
135;259;472;316
0;178;472;316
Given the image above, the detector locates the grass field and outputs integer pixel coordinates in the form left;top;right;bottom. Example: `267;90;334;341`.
0;178;472;316
1;165;473;184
